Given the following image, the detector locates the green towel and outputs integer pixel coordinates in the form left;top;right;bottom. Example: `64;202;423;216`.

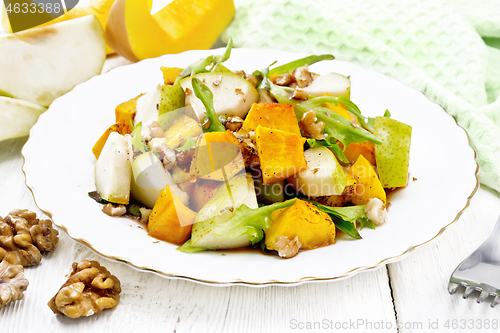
221;0;500;192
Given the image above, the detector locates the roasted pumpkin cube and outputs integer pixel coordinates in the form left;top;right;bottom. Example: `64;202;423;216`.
115;94;144;125
349;155;386;205
148;185;197;245
241;103;301;136
190;130;245;181
265;199;336;251
161;67;183;85
92;120;132;159
164;114;203;148
255;126;306;185
344;141;376;165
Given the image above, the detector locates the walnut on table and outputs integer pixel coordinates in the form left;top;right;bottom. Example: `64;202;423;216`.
0;260;29;308
0;209;59;267
48;260;121;319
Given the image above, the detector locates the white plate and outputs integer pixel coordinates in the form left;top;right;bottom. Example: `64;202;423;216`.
23;49;478;286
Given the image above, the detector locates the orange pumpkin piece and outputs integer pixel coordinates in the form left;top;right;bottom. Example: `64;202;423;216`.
349;155;386;205
161;67;183;85
265;199;336;251
92;120;132;159
344;141;376;165
190;130;245;181
115;94;144;125
255;125;306;185
241;103;301;136
148;185;197;245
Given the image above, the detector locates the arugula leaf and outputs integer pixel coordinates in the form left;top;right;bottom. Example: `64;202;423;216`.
211;37;233;71
311;202;376;239
191;77;225;132
306;138;348;163
330;217;362;239
175;135;198;151
211;199;298;245
270;83;382;149
268;54;335;77
309;96;370;130
174;57;213;86
174;38;233;85
131;122;149;154
252;61;277;90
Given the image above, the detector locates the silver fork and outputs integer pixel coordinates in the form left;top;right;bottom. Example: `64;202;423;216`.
449;214;500;307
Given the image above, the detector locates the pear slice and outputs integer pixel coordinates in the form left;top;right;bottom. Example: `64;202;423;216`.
180;72;259;119
134;84;161;127
289;146;347;196
0;15;106;107
0;97;46;141
95;132;132;204
302;73;350;98
130;151;188;208
373;116;412;188
191;173;258;249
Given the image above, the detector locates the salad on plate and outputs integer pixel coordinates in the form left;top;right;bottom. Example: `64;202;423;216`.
90;41;412;259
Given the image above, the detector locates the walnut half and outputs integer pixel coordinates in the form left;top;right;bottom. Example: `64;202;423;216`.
274;236;302;259
0;209;59;267
299;111;326;140
48;260;121;319
0;260;29;308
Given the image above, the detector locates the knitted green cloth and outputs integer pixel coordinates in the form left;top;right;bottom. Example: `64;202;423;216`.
221;0;500;192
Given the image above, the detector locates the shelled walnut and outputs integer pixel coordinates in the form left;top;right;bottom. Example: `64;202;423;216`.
0;260;29;308
48;260;121;319
0;209;59;267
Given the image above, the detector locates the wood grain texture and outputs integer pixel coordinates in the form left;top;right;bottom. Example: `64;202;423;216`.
388;186;500;332
1;136;397;332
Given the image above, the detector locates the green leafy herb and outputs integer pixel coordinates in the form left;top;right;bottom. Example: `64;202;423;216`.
311;202;376;239
127;204;142;217
175;135;198;151
131;122;149;155
177;239;208;253
174;38;233;85
384;109;391;117
252;61;277;90
268;54;335;77
211;199;298;245
269;83;382;150
306;138;348;163
211;37;233;71
191;77;226;132
309;96;370;130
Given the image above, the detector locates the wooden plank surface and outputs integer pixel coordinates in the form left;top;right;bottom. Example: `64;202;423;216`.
0;136;398;332
389;186;500;332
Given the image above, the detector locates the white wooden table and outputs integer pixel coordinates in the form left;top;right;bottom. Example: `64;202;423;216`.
2;57;500;333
